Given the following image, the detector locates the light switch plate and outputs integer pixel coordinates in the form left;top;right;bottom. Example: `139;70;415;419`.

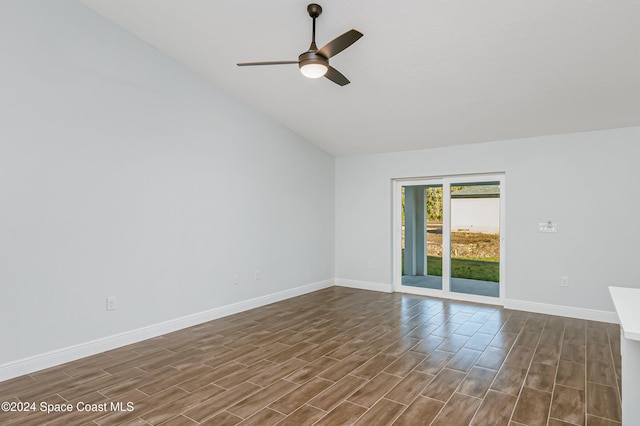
538;222;557;233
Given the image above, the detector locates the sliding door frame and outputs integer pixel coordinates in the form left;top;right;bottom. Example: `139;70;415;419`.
392;173;506;306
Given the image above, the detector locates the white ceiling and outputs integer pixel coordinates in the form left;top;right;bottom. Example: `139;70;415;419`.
81;0;640;156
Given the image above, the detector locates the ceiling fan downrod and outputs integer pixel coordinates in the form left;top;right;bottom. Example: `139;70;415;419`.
307;3;322;51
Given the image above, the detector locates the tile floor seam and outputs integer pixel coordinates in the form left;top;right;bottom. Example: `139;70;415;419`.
606;332;624;416
354;359;416;416
385;373;434;414
540;331;559;425
583;329;589;426
454;393;484;426
426;396;449;426
586;413;622;425
504;319;543;425
584;381;622;424
547;324;569;425
549;415;582;426
180;412;199;423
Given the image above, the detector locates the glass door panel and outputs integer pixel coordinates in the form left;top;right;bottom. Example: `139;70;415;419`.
449;182;501;298
401;184;443;291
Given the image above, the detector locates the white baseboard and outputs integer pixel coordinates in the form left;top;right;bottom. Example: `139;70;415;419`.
0;279;335;382
504;298;619;324
336;281;619;323
333;281;619;324
335;278;393;293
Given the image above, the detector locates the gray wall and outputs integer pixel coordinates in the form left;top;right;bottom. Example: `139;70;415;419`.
335;129;640;312
0;0;335;364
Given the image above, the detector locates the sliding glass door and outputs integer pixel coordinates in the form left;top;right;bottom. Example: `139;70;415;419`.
394;174;505;304
401;184;443;291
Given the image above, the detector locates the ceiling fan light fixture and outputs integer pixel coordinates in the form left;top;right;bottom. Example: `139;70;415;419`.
298;51;329;79
300;62;328;78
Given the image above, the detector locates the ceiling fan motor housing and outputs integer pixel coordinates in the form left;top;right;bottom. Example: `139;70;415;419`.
298;51;328;69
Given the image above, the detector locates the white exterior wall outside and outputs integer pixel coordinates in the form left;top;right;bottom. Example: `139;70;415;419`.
451;198;500;233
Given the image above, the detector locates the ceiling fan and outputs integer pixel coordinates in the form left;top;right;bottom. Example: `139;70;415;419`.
237;3;363;86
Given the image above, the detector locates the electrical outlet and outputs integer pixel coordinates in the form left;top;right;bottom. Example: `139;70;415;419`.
367;260;373;269
106;296;117;311
254;270;261;281
233;274;240;286
561;276;569;287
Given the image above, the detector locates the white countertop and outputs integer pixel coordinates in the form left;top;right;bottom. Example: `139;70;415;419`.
609;286;640;341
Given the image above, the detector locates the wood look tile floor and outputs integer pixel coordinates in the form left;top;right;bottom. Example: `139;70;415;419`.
0;287;622;426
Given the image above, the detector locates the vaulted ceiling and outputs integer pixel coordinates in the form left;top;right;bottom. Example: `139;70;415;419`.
81;0;640;156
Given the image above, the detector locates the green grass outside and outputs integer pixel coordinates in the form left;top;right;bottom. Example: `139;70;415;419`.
426;256;499;282
453;256;500;263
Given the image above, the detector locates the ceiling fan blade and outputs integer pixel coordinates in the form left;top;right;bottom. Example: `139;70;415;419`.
237;60;299;66
318;29;363;59
324;66;350;86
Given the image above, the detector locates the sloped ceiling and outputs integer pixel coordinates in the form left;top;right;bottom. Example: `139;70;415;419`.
81;0;640;156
